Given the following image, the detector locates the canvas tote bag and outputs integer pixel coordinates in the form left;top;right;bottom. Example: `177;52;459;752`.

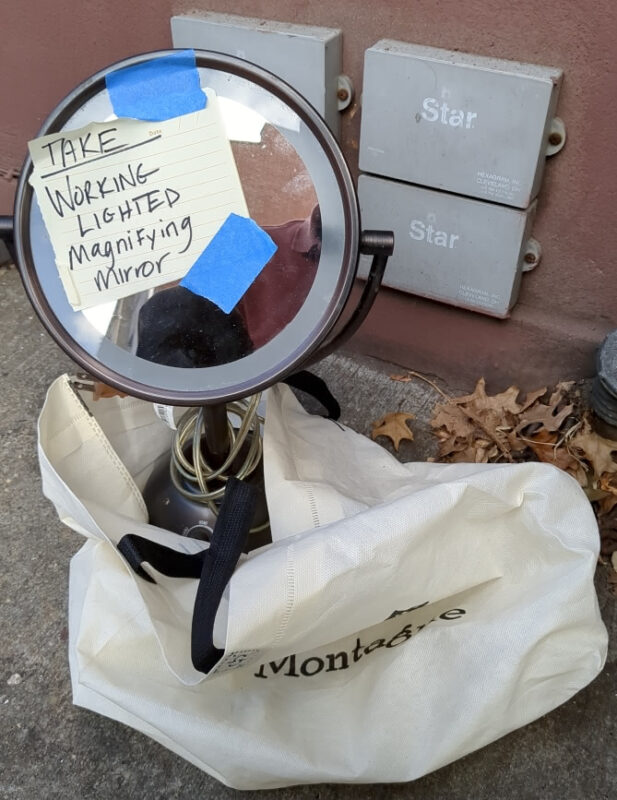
37;374;608;790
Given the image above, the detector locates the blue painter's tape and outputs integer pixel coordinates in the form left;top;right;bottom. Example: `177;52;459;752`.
105;50;206;121
180;214;278;314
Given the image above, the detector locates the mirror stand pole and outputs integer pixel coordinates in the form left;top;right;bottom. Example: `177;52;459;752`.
201;401;271;549
201;402;231;468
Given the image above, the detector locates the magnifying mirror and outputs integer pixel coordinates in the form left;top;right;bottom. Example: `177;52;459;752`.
7;49;393;543
12;49;393;404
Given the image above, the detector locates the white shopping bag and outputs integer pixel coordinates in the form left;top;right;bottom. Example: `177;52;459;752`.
38;374;608;790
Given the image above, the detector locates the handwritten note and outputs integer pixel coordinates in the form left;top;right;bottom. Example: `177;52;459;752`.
28;89;249;311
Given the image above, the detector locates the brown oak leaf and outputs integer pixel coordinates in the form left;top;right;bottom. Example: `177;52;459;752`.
371;411;415;451
452;377;522;416
516;383;574;434
519;387;549;413
431;403;476;440
517;403;574;434
570;420;617;478
450;440;498;463
450;378;546;459
432;381;514;460
600;474;617;495
525;429;587;486
598;474;617;515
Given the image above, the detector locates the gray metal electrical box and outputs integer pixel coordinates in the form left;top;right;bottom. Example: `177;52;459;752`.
171;14;343;137
359;41;562;208
358;175;537;317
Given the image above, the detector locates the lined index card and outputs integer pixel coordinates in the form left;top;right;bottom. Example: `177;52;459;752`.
28;89;248;311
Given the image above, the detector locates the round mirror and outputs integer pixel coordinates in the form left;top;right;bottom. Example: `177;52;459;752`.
14;50;360;405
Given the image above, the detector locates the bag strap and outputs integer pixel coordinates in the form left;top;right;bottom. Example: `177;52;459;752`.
117;477;256;674
116;535;203;583
191;477;256;672
283;370;341;420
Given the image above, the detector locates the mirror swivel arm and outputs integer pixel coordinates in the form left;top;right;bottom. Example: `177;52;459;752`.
0;215;15;262
307;229;394;365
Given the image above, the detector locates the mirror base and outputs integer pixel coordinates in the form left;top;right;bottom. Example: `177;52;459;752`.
143;435;271;552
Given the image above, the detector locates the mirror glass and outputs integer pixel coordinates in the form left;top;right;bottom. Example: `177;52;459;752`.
16;53;359;403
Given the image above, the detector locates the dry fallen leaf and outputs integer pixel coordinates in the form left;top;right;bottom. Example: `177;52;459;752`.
525;429;588;486
570;420;617;478
452;377;523;416
518;387;549;413
600;474;617;495
371;411;415;451
517;402;574;434
430;378;586;468
431;377;532;462
431;404;477;441
598;475;617;515
516;383;574;434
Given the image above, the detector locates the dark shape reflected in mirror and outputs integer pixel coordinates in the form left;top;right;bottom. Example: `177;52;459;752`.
136;286;253;368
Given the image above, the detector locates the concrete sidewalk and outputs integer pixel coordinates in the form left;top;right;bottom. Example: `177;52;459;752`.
1;264;615;800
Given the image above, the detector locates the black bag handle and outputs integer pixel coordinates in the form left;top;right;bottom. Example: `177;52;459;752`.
117;477;256;674
283;370;341;420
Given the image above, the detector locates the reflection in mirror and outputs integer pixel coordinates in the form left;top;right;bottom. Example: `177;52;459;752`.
237;204;321;350
84;102;321;369
218;95;265;143
136;286;253;367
